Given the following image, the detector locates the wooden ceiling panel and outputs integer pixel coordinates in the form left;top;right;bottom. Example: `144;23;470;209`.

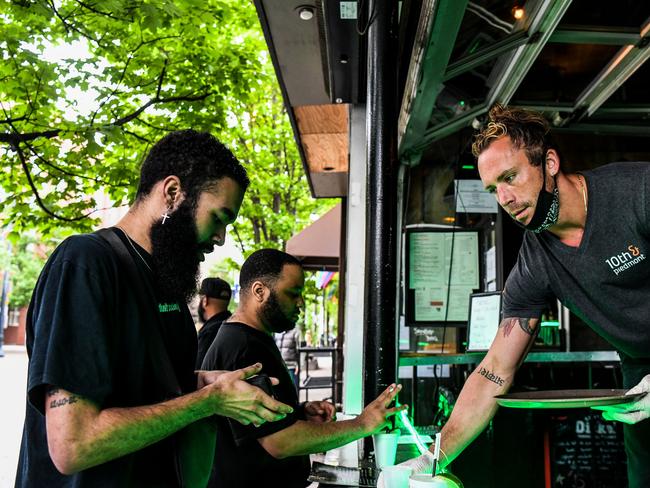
301;133;348;172
294;104;349;134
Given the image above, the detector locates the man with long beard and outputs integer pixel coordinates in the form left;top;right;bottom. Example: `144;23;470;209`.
15;130;293;487
202;249;406;488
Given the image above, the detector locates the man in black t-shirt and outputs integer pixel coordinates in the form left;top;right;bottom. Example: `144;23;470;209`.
16;131;293;488
196;277;233;369
386;105;650;488
202;249;406;488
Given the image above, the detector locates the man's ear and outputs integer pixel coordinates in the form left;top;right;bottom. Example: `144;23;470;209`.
251;281;269;303
160;175;183;209
545;148;561;177
200;296;208;308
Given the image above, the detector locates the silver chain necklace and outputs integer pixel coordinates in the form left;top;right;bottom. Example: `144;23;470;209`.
116;227;153;273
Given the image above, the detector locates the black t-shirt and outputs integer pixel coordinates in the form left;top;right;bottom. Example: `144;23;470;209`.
503;162;650;358
195;310;231;369
15;229;198;487
201;322;311;488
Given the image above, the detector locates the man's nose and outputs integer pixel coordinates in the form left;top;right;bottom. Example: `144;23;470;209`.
496;186;514;207
213;229;226;247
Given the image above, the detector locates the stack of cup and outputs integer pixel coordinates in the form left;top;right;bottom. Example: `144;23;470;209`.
372;430;401;470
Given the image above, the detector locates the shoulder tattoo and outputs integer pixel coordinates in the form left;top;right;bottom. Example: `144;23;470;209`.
498;317;536;337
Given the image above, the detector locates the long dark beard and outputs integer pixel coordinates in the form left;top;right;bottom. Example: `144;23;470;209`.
260;290;296;333
149;199;201;302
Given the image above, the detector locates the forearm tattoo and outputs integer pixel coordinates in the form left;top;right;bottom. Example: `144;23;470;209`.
46;387;80;409
477;367;505;386
498;317;536;337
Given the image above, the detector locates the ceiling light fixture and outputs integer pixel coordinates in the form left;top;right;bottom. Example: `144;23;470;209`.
512;5;525;20
297;5;315;21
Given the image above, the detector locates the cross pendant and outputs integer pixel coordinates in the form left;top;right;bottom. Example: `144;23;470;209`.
161;212;170;224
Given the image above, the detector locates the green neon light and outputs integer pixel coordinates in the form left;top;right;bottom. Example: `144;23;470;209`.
417;342;429;347
462;164;475;170
398;409;429;455
540;321;560;328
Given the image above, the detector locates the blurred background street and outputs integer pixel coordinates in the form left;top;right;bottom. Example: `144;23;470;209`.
0;346;27;487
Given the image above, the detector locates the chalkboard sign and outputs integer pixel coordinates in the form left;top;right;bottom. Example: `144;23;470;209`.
550;412;627;488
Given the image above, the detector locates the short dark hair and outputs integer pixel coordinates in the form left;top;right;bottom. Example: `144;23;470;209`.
472;104;555;167
136;130;249;202
239;249;302;295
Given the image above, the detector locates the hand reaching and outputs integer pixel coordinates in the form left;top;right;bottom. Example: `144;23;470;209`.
357;384;408;435
593;374;650;424
199;363;293;427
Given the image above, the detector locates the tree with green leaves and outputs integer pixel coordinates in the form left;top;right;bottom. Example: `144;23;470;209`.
0;0;334;248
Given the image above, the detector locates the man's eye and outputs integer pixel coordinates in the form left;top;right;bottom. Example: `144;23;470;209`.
505;174;515;183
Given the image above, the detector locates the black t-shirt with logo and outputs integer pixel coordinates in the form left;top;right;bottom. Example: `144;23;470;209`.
201;322;311;488
503;162;650;358
15;229;197;487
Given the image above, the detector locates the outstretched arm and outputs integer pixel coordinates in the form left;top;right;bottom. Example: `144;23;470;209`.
45;363;293;475
258;384;406;459
381;316;540;484
437;316;540;467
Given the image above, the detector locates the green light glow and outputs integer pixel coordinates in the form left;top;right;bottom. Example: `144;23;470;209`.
397;408;429;455
540;321;560;328
462;165;475;170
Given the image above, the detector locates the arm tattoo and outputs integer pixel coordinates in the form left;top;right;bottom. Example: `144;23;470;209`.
49;395;80;409
477;367;505;386
498;317;517;338
498;317;536;337
46;386;80;409
518;318;535;336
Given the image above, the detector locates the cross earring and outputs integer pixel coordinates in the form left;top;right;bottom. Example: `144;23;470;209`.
161;206;172;225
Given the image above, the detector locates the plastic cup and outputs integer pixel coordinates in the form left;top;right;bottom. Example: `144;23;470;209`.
382;465;413;488
372;431;400;469
409;474;462;488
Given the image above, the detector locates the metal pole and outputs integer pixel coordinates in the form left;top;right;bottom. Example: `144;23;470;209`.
363;0;399;428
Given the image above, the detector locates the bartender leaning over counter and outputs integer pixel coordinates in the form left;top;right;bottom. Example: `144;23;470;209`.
383;104;650;488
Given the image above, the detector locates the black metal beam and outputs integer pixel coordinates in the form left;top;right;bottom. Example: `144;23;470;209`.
444;30;530;82
363;0;399;416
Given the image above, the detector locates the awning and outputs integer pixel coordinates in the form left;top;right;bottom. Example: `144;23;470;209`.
286;203;340;271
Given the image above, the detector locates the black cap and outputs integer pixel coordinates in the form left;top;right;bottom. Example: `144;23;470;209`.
199;278;232;300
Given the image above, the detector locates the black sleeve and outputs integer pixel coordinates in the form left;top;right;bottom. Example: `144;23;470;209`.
502;245;553;320
27;236;117;414
202;332;300;446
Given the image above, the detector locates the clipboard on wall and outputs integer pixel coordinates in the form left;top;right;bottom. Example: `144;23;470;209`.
466;291;502;352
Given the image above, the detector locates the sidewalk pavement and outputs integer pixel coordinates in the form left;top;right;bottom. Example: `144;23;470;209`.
0;346;27;488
